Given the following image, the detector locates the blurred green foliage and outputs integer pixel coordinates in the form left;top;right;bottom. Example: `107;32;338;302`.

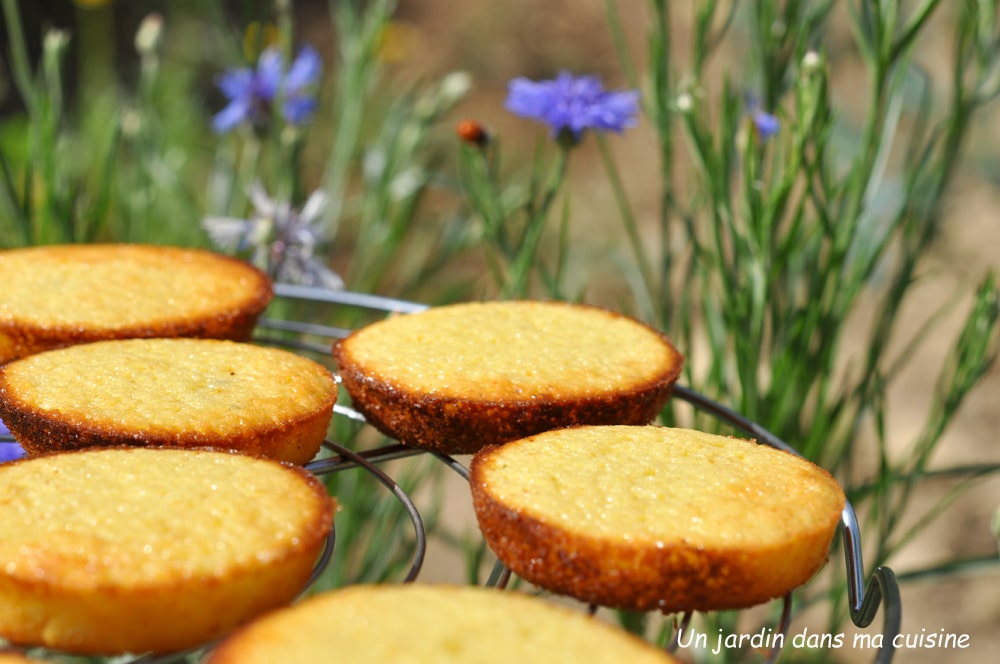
1;1;998;662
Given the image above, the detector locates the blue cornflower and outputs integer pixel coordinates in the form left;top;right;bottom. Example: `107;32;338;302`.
745;94;780;139
202;183;344;290
505;71;640;140
0;418;24;464
213;45;322;133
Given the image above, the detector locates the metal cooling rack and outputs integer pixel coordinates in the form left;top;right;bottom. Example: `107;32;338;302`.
0;283;901;664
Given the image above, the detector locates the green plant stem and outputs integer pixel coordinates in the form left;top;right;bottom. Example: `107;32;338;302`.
1;0;37;115
503;143;570;299
458;144;508;289
321;0;393;236
596;132;657;319
647;0;676;332
603;0;639;90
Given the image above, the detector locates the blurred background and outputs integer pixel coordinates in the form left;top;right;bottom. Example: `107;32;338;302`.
1;2;998;662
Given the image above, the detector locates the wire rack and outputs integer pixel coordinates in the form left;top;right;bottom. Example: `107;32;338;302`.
0;283;902;664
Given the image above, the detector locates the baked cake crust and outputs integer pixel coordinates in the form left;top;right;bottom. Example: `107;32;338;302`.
0;447;335;655
206;584;679;664
333;301;683;454
0;338;337;464
470;425;846;613
0;244;273;364
0;654;44;663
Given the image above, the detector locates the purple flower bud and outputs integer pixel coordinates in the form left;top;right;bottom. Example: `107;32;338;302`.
744;93;780;139
752;110;780;138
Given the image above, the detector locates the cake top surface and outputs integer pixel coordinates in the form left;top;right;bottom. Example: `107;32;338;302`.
472;425;845;549
0;338;336;437
207;584;677;663
337;301;682;399
0;447;333;588
0;244;271;329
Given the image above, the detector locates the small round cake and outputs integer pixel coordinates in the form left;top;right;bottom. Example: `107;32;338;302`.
470;425;846;613
0;447;335;655
333;301;683;454
205;584;678;664
0;338;337;464
0;244;272;364
0;654;45;663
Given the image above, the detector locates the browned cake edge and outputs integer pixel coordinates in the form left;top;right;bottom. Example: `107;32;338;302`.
203;585;681;664
332;305;683;454
0;376;336;465
334;367;679;454
0;399;334;465
0;447;335;655
469;441;844;613
0;247;273;365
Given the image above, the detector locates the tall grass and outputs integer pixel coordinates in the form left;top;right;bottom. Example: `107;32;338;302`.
1;0;998;662
460;0;1000;658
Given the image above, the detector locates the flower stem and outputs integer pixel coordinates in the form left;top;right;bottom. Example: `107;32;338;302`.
503;144;570;299
596;132;656;317
0;0;37;115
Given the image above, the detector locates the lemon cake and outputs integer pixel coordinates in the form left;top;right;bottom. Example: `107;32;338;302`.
205;584;678;663
333;301;683;454
0;447;335;655
470;425;846;613
0;653;44;663
0;244;272;364
0;338;337;464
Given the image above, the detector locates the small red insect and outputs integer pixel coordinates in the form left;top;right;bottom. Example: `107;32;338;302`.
456;119;489;147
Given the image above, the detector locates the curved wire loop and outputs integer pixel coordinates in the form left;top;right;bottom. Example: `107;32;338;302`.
271;283;429;314
763;593;794;664
841;503;902;664
665;612;694;653
485;560;513;590
302;522;338;597
672;385;901;662
309;440;427;583
1;288;906;663
259;287;902;662
430;451;470;481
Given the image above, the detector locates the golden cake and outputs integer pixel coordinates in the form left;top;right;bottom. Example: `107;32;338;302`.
0;447;335;655
0;338;337;464
0;243;272;364
470;425;845;613
0;654;45;663
333;301;683;454
205;584;678;664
